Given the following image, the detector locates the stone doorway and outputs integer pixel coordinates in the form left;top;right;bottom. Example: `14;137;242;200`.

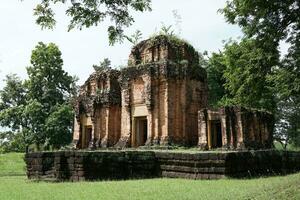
209;120;222;149
83;126;92;148
133;117;148;147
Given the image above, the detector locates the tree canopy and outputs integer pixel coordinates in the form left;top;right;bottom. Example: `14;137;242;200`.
221;0;300;44
206;52;226;108
206;39;277;111
221;0;300;99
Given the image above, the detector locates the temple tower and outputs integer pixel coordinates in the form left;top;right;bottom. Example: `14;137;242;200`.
73;68;121;148
116;35;208;147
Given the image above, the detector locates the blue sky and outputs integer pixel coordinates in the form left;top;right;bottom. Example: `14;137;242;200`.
0;0;243;88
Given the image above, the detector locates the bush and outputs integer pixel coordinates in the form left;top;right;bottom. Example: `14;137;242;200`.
0;132;26;153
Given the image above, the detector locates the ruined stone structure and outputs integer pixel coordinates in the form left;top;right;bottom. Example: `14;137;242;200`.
73;35;273;150
26;150;300;181
198;107;274;150
73;68;121;149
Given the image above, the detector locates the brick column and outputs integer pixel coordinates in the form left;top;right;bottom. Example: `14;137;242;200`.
235;107;245;149
72;116;81;148
144;74;153;145
100;107;110;147
73;116;80;140
181;78;187;144
116;86;131;148
198;109;208;150
88;117;96;149
160;79;170;145
220;108;228;148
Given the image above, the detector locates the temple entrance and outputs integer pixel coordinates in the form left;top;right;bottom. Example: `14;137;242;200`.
82;126;92;148
133;117;148;147
209;120;222;149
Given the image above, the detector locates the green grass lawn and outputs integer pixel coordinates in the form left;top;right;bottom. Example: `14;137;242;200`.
0;153;299;200
0;153;25;176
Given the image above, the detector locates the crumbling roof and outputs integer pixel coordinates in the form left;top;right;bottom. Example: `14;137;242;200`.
131;34;196;53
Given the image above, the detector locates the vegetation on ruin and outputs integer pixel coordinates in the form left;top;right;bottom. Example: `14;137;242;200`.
122;25;208;85
127;22;196;60
145;28;196;59
1;153;300;200
93;58;112;72
128;31;207;83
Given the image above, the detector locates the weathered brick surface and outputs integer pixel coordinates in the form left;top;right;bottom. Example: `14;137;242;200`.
73;35;208;149
198;107;274;150
25;150;300;181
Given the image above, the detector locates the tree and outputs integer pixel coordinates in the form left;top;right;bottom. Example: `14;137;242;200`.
0;43;76;152
26;42;76;108
221;39;277;111
221;1;300;96
221;0;299;45
221;0;300;147
0;74;31;152
271;43;300;148
206;52;227;107
22;99;44;150
45;104;74;149
0;131;27;153
206;39;277;111
32;0;152;45
26;42;76;149
221;0;300;93
274;98;300;149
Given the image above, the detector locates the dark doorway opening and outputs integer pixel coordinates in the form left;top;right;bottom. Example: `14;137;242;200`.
84;126;92;148
134;117;148;147
211;120;222;148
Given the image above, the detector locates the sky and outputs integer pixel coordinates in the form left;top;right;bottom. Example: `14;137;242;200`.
0;0;244;89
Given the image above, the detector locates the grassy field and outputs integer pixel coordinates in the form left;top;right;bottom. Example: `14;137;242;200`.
0;153;25;176
0;153;300;200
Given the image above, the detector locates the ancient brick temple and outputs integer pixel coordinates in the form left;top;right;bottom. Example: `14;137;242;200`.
198;107;274;150
73;35;274;150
